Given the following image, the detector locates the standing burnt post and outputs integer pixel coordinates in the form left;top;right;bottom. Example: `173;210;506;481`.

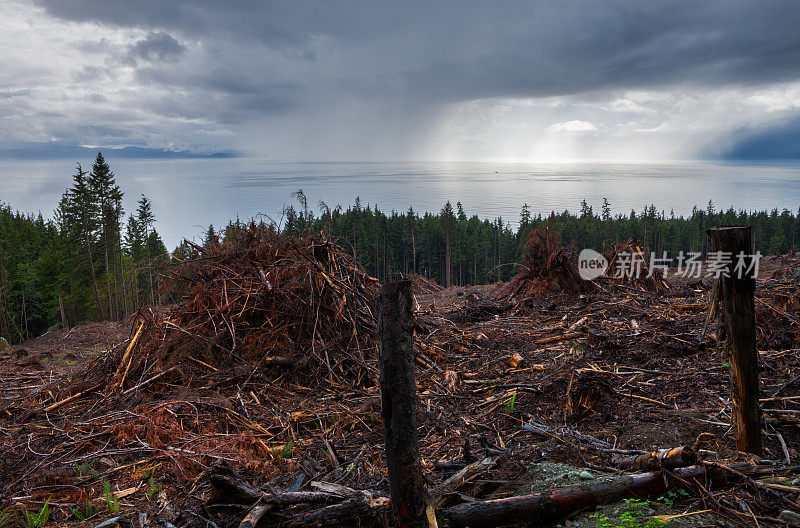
378;280;429;528
707;226;762;455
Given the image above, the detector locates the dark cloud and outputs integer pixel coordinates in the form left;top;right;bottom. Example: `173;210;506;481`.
126;32;185;64
33;0;800;102
74;37;118;55
10;0;800;157
724;118;800;160
134;65;300;123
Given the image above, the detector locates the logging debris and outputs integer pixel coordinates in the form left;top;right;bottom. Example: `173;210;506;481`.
0;244;798;527
410;273;444;295
111;224;381;390
504;227;591;297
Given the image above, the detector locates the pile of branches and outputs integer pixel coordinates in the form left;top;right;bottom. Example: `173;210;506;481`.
110;224;380;391
602;239;666;291
410;273;444;295
755;273;800;348
504;227;592;297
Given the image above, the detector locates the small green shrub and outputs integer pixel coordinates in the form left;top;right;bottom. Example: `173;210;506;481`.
0;508;14;528
18;499;51;528
102;482;120;513
69;500;97;521
590;499;667;528
145;475;162;500
502;393;517;413
657;488;689;507
73;461;97;478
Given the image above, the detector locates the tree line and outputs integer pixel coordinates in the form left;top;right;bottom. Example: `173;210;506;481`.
279;192;799;285
0;153;168;343
1;164;798;344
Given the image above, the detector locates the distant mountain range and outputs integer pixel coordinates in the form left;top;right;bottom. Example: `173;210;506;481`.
0;145;239;160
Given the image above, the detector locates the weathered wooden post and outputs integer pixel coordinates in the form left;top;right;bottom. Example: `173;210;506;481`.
378;280;429;528
707;226;762;455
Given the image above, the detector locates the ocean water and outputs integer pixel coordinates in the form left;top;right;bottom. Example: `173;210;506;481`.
2;158;799;248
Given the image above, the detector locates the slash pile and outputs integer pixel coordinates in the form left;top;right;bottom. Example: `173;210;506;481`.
602;239;667;291
504;227;592;297
110;224;381;391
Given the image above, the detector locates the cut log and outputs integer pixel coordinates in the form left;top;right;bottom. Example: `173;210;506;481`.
262;356;297;367
445;463;758;528
286;496;391;526
614;446;696;471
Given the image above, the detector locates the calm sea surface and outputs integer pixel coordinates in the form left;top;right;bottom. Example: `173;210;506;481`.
2;158;800;247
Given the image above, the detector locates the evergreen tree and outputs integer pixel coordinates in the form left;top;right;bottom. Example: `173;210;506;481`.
136;195;157;305
89;152;123;319
68;164;105;320
440;202;455;287
602;198;611;221
204;224;217;246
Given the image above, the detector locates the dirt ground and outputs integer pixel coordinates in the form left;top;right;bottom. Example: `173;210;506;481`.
1;255;799;527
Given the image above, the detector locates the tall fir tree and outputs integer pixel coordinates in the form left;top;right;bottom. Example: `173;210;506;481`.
68;164;105;320
89;152;123;319
136;194;157;305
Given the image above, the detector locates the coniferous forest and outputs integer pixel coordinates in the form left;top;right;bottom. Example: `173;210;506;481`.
0;153;168;342
1;156;799;344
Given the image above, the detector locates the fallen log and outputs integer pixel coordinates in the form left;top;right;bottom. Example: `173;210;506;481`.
207;460;390;526
614;446;696;471
444;463;760;528
430;456;500;509
286;495;391;526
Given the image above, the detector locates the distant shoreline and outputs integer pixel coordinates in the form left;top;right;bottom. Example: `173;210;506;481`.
0;145;239;160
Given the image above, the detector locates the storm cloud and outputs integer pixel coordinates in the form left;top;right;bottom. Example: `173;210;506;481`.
125;32;186;65
2;0;800;159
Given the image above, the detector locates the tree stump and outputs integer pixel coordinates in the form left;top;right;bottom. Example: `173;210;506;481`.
707;226;762;455
378;280;429;528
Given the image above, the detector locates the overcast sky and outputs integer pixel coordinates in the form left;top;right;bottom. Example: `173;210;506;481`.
2;0;800;161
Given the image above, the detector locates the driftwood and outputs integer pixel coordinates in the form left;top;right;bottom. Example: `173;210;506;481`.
445;463;760;528
614;446;696;471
